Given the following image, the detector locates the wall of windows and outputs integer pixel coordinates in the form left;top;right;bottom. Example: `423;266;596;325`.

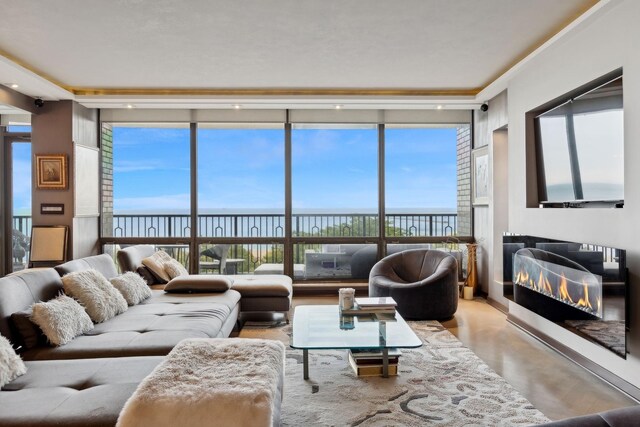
197;124;285;238
100;110;472;280
103;123;190;239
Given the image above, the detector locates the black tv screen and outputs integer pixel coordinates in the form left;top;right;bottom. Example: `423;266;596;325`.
535;73;623;205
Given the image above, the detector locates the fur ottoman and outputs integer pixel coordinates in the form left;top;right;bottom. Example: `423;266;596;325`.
117;338;285;427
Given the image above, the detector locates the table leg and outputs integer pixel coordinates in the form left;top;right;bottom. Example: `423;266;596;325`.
303;349;309;380
382;348;389;378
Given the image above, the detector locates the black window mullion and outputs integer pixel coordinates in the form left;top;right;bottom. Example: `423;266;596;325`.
190;122;198;273
284;112;293;277
378;123;386;260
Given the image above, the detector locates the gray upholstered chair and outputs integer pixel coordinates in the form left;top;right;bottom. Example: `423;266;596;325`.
368;249;458;320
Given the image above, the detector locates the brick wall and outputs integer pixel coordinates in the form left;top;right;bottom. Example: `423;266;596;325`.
101;123;113;237
456;125;472;237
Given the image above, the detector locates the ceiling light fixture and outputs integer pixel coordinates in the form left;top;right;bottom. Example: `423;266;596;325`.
10;83;19;89
436;105;443;110
126;104;134;109
335;105;342;110
233;104;242;109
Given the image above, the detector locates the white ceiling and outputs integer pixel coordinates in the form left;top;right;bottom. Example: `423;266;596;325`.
0;0;598;108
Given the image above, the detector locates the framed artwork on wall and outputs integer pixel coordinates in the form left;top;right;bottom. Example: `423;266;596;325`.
36;154;67;189
472;146;489;206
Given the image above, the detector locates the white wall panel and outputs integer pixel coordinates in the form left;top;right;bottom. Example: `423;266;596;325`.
504;0;640;387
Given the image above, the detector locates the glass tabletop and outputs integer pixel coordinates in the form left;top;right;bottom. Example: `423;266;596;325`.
290;305;423;350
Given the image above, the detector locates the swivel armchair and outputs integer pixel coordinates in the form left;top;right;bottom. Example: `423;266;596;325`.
368;249;458;320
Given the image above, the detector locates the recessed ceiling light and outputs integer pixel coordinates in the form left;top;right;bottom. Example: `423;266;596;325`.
10;83;19;89
436;105;443;110
126;104;134;109
233;104;241;109
335;105;342;110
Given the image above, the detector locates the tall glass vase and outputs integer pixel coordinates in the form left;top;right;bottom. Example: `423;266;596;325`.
465;243;478;294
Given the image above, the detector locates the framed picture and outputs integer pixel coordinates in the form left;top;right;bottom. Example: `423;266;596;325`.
36;154;67;189
472;146;489;206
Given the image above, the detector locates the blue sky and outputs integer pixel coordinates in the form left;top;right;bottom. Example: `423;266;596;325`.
11;125;459;215
111;125;458;213
12;142;32;214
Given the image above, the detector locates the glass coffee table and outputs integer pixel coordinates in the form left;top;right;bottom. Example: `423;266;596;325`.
291;305;423;379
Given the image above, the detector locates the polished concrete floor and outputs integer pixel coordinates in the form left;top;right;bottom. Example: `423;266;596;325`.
262;295;638;421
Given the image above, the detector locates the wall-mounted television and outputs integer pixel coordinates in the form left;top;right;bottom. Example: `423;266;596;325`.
534;69;623;207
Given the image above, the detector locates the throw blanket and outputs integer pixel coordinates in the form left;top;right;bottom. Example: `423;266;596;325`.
117;338;285;427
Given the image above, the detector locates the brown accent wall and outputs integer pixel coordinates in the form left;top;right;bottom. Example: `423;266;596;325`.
31;100;99;260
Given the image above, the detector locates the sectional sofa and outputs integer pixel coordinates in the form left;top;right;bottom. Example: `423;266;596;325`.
117;245;293;322
0;252;285;426
2;251;637;426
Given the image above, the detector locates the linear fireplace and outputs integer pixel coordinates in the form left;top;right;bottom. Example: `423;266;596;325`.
503;234;627;358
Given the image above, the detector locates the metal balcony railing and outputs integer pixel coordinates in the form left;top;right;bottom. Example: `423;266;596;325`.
107;212;459;239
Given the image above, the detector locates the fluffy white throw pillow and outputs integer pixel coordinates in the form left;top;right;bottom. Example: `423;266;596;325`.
62;269;128;323
164;258;189;279
30;295;94;346
110;272;153;306
141;251;173;283
0;334;27;388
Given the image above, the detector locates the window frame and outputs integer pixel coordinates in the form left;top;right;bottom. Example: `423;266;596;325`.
99;114;473;281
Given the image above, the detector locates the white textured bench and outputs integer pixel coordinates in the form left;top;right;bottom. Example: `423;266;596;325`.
117;338;285;427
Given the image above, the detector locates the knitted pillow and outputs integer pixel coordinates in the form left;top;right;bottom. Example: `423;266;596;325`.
0;334;27;387
110;272;153;306
62;269;128;323
141;251;173;283
164;258;189;279
30;295;94;346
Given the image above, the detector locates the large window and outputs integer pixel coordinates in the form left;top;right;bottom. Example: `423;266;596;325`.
101;116;472;280
104;124;190;238
11;142;32;272
197;124;285;238
292;125;378;238
385;126;460;237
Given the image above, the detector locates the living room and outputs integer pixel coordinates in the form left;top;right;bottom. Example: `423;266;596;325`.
1;0;639;426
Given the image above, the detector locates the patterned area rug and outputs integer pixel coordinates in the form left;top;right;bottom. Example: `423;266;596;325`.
280;321;550;426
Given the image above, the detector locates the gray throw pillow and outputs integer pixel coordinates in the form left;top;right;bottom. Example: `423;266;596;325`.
30;295;94;346
0;334;27;388
110;272;153;306
62;269;128;323
136;266;158;285
164;275;233;293
10;309;45;350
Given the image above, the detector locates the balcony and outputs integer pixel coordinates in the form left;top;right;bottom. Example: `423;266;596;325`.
15;212;461;279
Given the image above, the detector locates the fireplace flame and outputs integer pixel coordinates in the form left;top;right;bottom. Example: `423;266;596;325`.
558;274;574;304
513;252;603;318
575;280;594;311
